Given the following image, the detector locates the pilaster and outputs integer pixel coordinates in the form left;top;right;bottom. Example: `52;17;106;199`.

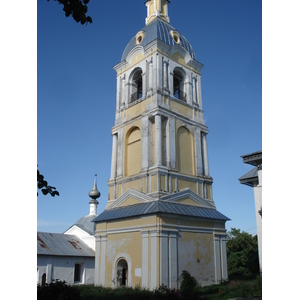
110;133;118;179
169;232;178;288
142;116;149;170
141;231;149;288
220;236;228;280
160;230;169;286
202;133;209;176
94;236;101;286
117;128;124;177
99;235;107;286
155;114;162;166
213;235;221;283
150;231;158;289
195;127;203;176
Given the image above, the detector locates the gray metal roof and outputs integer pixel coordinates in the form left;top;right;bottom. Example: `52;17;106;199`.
121;18;196;61
241;150;262;166
37;232;95;257
93;201;230;222
239;167;259;187
73;214;97;235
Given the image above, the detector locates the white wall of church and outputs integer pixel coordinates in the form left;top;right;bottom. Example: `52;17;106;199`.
37;256;95;285
254;168;262;274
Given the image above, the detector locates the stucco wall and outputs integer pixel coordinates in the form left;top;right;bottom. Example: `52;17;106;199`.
37;255;95;285
178;232;215;286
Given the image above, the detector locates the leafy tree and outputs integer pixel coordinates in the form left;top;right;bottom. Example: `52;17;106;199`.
227;228;259;278
47;0;92;25
37;169;59;197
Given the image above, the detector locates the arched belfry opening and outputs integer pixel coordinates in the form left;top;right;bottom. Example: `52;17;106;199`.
173;68;186;102
116;259;128;287
130;68;143;103
125;126;142;176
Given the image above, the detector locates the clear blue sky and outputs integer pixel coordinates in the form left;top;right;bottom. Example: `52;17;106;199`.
37;0;262;235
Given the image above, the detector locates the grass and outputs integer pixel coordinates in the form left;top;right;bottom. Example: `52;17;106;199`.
195;276;262;299
38;277;262;300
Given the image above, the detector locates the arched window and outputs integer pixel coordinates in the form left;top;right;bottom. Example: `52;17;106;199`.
117;259;128;287
176;126;194;175
173;68;186;102
126;127;142;176
130;68;143;103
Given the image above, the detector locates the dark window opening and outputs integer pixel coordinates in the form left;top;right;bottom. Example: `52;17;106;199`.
131;70;143;103
42;273;46;287
74;263;81;282
173;73;186;102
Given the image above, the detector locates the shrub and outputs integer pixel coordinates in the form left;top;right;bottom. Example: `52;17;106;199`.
37;279;80;300
179;270;198;298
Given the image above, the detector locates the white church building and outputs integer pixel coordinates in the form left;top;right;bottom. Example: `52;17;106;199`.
37;175;100;286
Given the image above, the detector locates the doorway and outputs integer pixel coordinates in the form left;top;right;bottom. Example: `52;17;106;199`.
116;259;128;287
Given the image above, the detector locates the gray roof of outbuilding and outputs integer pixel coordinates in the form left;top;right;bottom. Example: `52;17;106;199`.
121;18;196;61
37;232;95;257
93;201;230;223
73;214;97;235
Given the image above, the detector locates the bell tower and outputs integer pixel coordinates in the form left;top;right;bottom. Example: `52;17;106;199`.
94;1;229;289
107;0;212;209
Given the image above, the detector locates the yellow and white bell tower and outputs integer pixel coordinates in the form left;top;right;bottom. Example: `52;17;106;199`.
94;0;229;289
107;0;212;209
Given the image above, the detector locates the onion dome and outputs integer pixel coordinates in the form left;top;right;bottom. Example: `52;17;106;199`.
88;173;101;201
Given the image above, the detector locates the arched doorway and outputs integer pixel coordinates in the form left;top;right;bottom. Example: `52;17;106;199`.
116;259;128;287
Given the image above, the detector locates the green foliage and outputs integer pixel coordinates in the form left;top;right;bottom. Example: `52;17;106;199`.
179;270;198;298
154;284;183;299
38;279;261;300
37;169;59;197
75;284;182;299
193;276;261;299
37;279;80;300
47;0;92;25
226;228;259;279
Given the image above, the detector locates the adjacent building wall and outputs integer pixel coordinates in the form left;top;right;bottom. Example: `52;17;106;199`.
37;255;95;285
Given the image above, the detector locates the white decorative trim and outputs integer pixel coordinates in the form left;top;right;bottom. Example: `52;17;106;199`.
170;44;192;64
150;231;158;289
107;188;154;209
213;235;221;284
99;235;107;286
126;46;145;65
112;253;132;288
141;231;149;287
161;188;215;208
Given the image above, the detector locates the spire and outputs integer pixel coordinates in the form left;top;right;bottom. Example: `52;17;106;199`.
88;173;100;215
145;0;170;25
